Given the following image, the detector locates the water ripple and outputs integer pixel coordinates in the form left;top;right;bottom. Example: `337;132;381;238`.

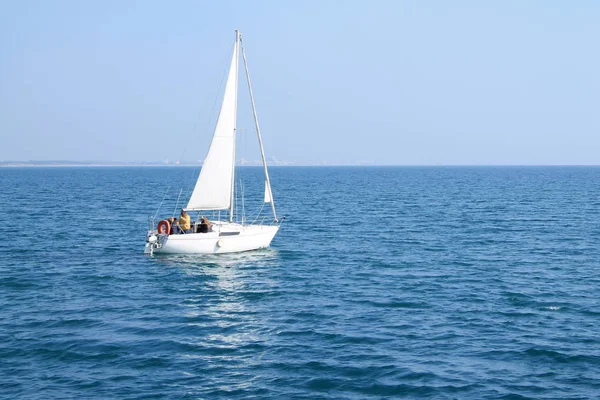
1;166;600;399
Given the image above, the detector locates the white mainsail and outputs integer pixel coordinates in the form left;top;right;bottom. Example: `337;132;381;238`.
187;37;239;210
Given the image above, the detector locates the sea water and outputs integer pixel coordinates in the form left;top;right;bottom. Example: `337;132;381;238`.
1;166;599;399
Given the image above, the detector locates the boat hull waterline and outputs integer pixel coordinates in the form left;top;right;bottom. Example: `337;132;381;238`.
145;224;279;255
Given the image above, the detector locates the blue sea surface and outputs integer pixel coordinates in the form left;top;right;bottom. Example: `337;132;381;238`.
1;166;600;399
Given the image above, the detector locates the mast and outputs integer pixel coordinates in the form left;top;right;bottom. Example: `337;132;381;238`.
229;30;240;222
240;33;278;221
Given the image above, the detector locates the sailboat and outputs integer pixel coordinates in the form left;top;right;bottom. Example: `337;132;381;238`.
145;30;281;255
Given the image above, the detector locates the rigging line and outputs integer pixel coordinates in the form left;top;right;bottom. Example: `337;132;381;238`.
236;128;247;223
187;40;233;165
177;36;234;170
183;165;199;206
153;185;171;220
240;37;278;221
251;202;266;225
241;180;245;225
234;174;239;223
182;39;234;206
173;188;183;217
229;31;240;223
178;167;188;197
201;57;230;151
174;75;222;167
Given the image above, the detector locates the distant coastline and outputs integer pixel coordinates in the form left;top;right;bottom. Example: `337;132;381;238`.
2;161;599;168
0;160;298;168
0;161;193;168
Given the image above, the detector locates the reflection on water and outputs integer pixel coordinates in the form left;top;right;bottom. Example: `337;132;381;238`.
151;248;280;271
151;249;281;371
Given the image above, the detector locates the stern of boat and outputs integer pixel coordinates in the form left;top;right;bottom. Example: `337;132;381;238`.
144;229;169;255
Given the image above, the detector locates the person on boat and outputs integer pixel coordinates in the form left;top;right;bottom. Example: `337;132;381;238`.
167;217;178;234
198;216;213;233
178;209;192;234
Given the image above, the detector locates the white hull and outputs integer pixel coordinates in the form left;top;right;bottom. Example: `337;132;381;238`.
145;223;279;255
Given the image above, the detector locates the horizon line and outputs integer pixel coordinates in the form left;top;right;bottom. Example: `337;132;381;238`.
1;161;600;168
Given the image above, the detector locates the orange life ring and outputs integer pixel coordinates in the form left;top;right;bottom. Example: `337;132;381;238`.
157;220;170;235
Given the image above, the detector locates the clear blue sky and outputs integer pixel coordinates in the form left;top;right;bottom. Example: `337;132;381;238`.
1;0;599;165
